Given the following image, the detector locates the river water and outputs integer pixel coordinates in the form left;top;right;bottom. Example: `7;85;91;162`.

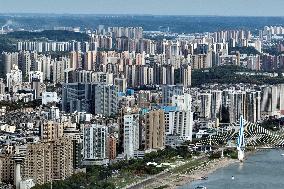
179;149;284;189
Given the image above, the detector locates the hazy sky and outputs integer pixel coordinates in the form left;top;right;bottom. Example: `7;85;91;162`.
0;0;284;16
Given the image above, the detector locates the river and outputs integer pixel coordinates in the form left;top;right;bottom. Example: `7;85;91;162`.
179;149;284;189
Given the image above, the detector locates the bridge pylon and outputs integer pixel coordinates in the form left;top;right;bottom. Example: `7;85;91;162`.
237;115;245;162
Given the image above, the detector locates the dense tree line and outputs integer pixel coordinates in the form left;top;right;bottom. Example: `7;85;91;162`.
191;65;284;87
229;46;260;55
108;146;192;176
31;172;115;189
260;118;284;131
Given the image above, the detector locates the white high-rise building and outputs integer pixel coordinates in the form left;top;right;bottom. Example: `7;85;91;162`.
200;93;212;119
172;92;192;111
6;65;22;93
40;55;52;81
123;114;139;159
83;124;108;164
166;92;193;141
165;110;193;141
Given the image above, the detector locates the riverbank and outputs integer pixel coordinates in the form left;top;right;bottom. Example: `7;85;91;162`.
124;157;238;189
124;149;258;189
164;149;258;189
178;149;284;189
164;158;238;189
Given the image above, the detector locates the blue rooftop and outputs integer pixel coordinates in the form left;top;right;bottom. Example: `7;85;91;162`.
159;106;178;113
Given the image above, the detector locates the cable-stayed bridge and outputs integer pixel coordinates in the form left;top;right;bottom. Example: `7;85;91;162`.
199;117;284;159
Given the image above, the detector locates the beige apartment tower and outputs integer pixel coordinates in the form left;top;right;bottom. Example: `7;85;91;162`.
22;137;73;185
145;110;165;150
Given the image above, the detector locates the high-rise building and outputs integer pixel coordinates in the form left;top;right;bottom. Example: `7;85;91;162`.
18;51;32;77
93;72;114;85
0;154;14;184
0;78;6;95
6;65;22;93
63;124;83;170
94;84;118;116
223;90;246;123
145;110;165;150
52;57;70;83
180;64;191;87
62;83;94;113
2;52;18;75
21;138;73;185
70;51;81;69
161;65;175;85
83;51;96;70
261;84;284;117
191;52;212;69
39;121;64;142
62;83;118;116
83;124;108;165
108;135;117;160
211;90;222;120
172;92;192;111
123;114;139;159
162;85;184;106
166;92;193;141
245;91;261;123
51;139;74;181
164;110;193;141
114;77;127;93
200;93;212;119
